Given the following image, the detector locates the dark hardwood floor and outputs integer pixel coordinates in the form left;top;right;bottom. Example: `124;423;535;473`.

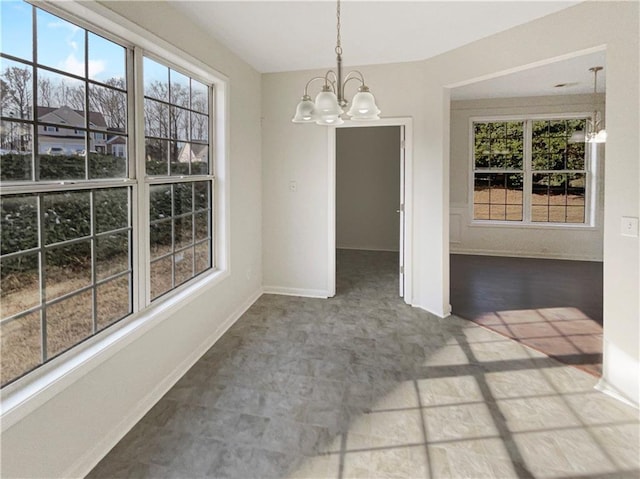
450;254;603;375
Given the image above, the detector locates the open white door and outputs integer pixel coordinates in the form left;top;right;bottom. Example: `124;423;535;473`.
399;125;406;297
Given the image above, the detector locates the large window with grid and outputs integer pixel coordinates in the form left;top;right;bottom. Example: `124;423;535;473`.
472;117;590;225
0;2;216;388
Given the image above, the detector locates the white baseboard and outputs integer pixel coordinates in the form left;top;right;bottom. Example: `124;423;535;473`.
262;286;329;298
336;246;400;253
595;378;639;410
67;288;263;479
450;247;602;262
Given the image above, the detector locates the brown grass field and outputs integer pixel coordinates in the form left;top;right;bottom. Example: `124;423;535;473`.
1;246;209;386
474;188;585;223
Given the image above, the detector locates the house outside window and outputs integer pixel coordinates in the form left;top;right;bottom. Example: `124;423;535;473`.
471;116;593;225
0;1;216;388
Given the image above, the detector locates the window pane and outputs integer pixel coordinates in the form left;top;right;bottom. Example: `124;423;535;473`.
174;215;193;249
144;99;169;138
38;127;86;180
191;112;208;143
45;241;91;300
194;211;209;242
150;257;172;300
1;253;40;319
95;188;129;233
145;138;168;175
37;9;85;76
170;141;190;175
194;181;209;211
174;247;194;285
43;191;90;244
143;57;169;101
46;289;93;359
89;84;127;131
88;32;126;85
531;205;549;222
89;147;127;179
170;69;190;108
170;107;189;140
1;194;38;255
1;2;32;61
191;79;208;113
190;144;209;175
150;219;172;259
150;184;172;221
174;182;193;215
195;241;210;273
0;312;41;387
96;274;130;331
1;121;33;181
506;205;523;221
96;232;129;280
1;58;33;120
37;69;86;123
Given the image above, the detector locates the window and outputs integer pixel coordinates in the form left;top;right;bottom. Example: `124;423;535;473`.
143;57;213;300
472;117;590;225
0;2;216;388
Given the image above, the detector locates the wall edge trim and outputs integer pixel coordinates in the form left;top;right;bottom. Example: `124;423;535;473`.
262;286;330;299
450;247;603;262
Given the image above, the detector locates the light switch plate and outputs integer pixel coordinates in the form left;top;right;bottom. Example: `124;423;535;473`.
621;216;639;237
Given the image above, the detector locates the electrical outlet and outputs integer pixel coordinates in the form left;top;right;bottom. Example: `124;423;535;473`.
289;180;297;193
621;216;639;237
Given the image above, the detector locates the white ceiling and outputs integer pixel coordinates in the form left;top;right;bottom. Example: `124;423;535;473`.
451;50;606;100
168;1;606;99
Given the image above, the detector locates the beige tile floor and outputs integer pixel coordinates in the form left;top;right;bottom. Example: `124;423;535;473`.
89;250;639;479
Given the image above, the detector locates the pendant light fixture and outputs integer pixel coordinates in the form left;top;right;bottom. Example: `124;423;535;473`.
570;66;607;143
292;0;381;125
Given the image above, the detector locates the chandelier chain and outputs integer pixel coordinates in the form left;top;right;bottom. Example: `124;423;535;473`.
335;0;342;56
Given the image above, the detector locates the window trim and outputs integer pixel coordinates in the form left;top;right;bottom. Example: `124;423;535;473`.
468;112;598;229
1;0;230;426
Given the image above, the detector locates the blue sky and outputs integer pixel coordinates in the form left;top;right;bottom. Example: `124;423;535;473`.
1;0;125;83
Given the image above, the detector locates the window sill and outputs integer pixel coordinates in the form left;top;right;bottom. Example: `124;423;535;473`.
0;267;230;432
469;220;599;231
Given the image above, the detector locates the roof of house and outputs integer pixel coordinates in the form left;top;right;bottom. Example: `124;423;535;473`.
37;106;107;129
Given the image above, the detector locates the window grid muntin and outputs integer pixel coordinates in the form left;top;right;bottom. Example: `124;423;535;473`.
147;179;212;301
1;6;130;184
0;187;133;370
472;115;590;226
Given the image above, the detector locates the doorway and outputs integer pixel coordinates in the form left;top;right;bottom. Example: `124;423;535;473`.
328;119;412;302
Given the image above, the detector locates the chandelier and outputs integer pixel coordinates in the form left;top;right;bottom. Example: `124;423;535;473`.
571;66;607;144
291;0;381;125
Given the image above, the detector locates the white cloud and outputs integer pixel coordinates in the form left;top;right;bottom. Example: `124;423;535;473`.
59;54;105;78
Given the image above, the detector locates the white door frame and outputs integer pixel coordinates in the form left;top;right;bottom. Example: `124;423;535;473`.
327;117;413;304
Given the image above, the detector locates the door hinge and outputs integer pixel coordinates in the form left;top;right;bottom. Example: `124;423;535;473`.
400;139;405;149
399;204;404;212
400;265;404;274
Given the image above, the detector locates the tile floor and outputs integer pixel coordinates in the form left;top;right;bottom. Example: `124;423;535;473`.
88;250;639;479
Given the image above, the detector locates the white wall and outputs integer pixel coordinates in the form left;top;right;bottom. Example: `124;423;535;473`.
262;2;638;404
336;126;401;252
0;2;263;477
450;94;605;260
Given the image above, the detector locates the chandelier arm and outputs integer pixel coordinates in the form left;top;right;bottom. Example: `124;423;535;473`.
303;76;329;96
343;70;366;85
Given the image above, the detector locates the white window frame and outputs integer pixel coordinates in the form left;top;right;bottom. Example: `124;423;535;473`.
468;113;598;229
1;0;230;426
